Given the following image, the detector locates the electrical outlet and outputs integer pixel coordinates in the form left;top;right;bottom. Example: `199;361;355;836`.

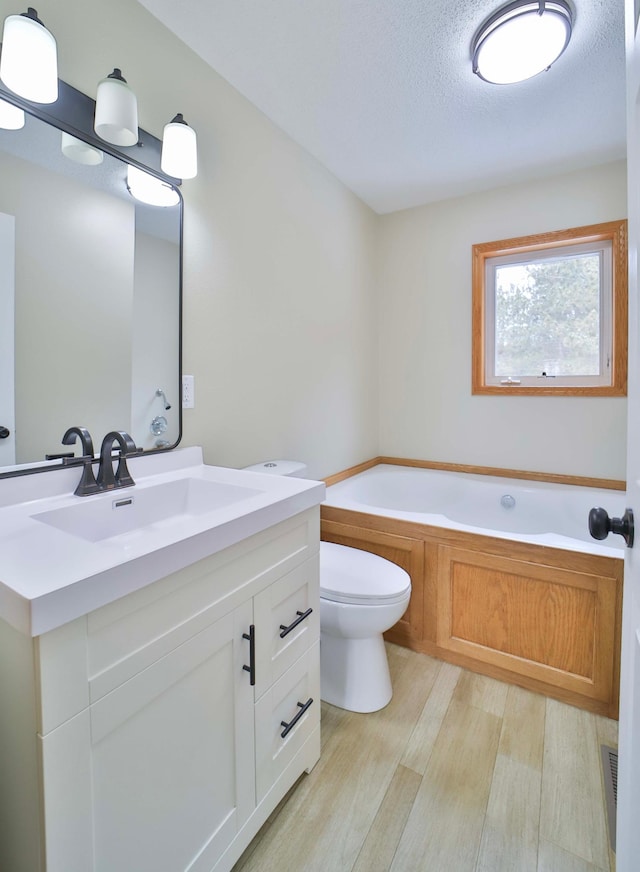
182;375;195;409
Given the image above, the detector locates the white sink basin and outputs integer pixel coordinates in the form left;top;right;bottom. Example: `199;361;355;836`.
32;477;262;542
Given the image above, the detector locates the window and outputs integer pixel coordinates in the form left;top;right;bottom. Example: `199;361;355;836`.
472;220;627;396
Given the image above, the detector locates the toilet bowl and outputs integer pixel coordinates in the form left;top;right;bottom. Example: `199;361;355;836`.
319;541;411;712
243;460;412;712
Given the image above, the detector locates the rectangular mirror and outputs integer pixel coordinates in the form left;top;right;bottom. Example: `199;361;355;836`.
0;85;182;473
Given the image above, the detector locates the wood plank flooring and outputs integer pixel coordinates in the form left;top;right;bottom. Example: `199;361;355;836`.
234;644;617;872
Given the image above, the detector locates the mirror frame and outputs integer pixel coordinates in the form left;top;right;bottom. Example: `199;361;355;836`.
0;77;183;479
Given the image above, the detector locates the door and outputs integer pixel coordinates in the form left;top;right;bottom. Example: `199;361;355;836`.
619;3;640;866
0;212;15;466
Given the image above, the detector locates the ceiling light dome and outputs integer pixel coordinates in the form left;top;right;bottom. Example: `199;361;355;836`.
472;0;573;85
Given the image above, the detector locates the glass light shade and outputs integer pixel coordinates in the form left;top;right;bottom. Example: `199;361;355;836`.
0;97;24;129
61;132;103;166
0;9;58;103
472;1;572;85
94;69;138;146
127;165;180;207
161;113;198;179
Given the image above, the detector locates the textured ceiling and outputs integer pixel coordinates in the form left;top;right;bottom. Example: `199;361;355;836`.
137;0;626;214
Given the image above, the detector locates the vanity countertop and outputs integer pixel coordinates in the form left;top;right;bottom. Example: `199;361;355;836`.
0;447;325;637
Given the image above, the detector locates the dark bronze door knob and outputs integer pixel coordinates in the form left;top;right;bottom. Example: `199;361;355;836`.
588;506;634;548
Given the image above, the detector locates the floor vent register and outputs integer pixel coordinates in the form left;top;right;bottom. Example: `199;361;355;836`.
600;744;618;853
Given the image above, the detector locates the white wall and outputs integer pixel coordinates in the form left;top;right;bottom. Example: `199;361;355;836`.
9;0;379;481
377;161;628;480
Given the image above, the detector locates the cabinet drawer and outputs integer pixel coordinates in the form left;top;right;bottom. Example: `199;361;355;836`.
86;510;319;704
253;556;319;697
254;642;320;804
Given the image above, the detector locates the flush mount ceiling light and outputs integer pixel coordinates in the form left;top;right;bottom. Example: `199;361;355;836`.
161;113;198;179
472;0;573;85
94;68;138;146
126;165;180;207
0;7;58;103
0;97;24;129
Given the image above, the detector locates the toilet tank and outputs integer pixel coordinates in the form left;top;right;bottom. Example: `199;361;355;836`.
243;460;308;478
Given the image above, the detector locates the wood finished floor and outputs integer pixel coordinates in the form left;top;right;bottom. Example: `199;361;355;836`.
234;644;618;872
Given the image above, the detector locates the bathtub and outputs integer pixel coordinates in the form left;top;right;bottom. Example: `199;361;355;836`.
324;464;626;556
321;462;624;717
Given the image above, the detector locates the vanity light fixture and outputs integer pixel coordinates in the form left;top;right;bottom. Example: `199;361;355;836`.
60;131;103;166
0;96;24;129
0;7;58;103
472;0;573;85
94;68;138;147
126;165;180;207
161;113;198;179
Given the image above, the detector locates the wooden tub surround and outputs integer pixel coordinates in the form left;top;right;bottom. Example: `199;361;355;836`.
321;458;624;718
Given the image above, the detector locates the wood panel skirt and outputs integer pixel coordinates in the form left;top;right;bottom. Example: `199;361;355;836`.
321;506;623;718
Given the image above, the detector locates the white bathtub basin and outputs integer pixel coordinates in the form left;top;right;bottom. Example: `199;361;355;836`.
31;477;262;542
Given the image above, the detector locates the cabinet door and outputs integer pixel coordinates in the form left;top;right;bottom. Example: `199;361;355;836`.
40;602;255;872
253;556;320;698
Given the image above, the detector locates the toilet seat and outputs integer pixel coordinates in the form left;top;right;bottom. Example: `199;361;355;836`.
319;541;411;606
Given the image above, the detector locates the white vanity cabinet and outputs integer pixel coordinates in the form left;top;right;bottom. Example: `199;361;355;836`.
0;506;321;872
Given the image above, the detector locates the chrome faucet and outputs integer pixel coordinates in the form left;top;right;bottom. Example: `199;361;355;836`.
96;431;137;491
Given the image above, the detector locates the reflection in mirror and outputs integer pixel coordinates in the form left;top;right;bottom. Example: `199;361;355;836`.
0;108;182;471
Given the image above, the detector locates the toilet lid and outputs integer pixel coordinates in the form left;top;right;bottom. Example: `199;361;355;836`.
319;541;411;605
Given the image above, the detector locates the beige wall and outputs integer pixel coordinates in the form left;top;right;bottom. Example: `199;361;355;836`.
377;160;628;479
3;0;379;481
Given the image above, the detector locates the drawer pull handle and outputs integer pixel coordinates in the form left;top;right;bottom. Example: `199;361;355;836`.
280;698;313;739
279;608;313;638
242;624;255;686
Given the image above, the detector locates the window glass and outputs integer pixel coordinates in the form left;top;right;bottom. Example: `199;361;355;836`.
472;222;626;396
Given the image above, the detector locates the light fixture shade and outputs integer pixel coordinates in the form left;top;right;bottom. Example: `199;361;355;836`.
0;97;24;129
472;0;572;85
61;131;104;165
0;8;58;103
94;68;138;146
161;113;198;179
127;165;180;207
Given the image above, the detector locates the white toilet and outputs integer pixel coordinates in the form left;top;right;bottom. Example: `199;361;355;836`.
244;460;412;713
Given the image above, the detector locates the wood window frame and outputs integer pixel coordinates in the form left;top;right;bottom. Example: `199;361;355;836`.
472;220;628;396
